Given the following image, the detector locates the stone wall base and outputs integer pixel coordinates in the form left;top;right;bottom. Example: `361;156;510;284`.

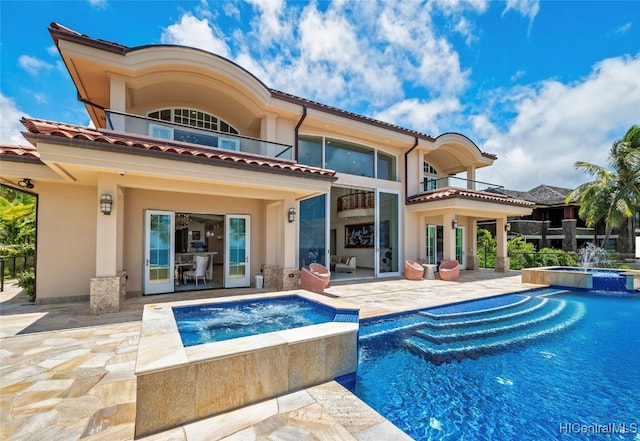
90;276;121;314
262;265;300;290
494;256;510;272
467;255;479;271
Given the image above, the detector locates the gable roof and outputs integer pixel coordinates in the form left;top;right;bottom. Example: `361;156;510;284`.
14;117;337;181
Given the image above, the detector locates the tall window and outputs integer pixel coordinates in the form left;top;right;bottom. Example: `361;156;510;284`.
299;195;326;268
423;161;438;191
148;108;238;134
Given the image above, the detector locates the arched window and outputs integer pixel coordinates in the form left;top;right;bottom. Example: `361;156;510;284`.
148;108;238;135
423;161;439;191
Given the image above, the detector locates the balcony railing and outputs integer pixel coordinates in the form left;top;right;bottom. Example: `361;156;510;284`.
422;176;505;194
337;191;375;212
105;110;293;160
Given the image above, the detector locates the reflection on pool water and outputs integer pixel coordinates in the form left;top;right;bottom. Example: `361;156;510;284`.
348;289;640;441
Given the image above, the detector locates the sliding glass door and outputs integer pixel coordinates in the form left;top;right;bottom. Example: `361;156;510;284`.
377;191;400;276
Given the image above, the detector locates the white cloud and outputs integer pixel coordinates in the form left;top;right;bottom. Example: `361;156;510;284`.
160;13;230;58
18;55;54;76
614;22;632;35
475;54;640;190
375;97;462;135
502;0;539;22
87;0;107;9
0;94;29;145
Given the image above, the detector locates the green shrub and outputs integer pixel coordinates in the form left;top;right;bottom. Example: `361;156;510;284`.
16;270;35;302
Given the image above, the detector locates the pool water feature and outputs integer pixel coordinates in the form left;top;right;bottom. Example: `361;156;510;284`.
522;266;640;291
349;289;640;440
173;295;352;346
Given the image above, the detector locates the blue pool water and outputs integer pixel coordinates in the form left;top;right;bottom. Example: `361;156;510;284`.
173;295;356;346
350;289;640;440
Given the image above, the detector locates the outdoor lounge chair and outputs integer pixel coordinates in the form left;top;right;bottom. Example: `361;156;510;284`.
404;260;425;280
438;259;460;281
300;263;331;294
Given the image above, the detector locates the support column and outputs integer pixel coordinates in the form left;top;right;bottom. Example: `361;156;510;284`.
108;75;127;130
263;198;300;291
467;219;479;270
495;217;510;272
562;219;577;252
466;165;476;189
443;212;456;261
91;177;121;314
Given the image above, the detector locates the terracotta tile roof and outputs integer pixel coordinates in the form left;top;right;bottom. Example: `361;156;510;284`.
0;143;42;161
407;187;534;207
48;22;500;160
16;117;337;180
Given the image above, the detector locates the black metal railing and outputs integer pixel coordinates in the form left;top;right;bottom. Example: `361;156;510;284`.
105;110;294;160
337;192;375;212
1;254;34;281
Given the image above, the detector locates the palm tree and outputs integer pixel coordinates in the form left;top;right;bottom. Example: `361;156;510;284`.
566;125;640;249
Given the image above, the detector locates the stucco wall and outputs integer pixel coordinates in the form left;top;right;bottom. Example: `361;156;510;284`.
35;183;97;301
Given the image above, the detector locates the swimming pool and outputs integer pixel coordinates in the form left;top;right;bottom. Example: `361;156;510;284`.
350;289;640;440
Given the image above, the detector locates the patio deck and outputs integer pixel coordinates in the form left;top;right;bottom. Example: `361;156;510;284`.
0;270;543;440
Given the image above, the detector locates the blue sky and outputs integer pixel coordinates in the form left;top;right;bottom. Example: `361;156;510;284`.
1;0;639;191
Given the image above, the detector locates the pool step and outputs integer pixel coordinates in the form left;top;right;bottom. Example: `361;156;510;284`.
402;297;585;364
417;296;549;330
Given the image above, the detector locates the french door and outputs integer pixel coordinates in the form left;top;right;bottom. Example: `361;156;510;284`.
143;210;175;294
224;215;251;288
425;224;465;268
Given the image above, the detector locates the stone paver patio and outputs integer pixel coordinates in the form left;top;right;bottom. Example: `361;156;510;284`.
0;270;542;440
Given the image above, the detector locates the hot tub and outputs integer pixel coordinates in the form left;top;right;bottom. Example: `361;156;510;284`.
134;292;359;437
522;266;640;291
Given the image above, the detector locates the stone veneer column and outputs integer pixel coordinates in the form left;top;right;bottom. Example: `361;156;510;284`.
562;219;577;252
494;256;510;272
262;266;301;290
279;268;300;290
90;276;121;314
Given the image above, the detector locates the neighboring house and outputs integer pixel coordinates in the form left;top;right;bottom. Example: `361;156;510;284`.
480;184;637;257
0;23;533;312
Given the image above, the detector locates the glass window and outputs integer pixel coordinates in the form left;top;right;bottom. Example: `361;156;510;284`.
147;108;236;134
298;136;323;168
299;195;326;268
325;139;374;177
377;151;396;181
379;192;399;273
423;161;439;191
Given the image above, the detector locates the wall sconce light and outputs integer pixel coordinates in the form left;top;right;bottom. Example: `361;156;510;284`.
288;207;296;223
505;223;512;232
452;218;458;229
18;178;35;189
100;194;113;215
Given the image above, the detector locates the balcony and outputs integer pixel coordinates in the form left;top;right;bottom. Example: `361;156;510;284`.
336;191;375;219
422;176;505;194
105;110;293;160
